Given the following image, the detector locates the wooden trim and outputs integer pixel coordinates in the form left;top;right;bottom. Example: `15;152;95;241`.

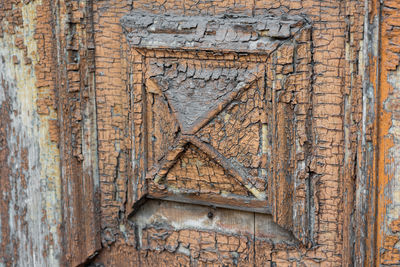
147;190;271;214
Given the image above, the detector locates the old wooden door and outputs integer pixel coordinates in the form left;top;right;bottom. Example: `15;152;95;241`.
2;0;398;266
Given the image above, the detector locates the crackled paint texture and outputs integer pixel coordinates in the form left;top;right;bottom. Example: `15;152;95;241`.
1;0;400;266
376;0;400;265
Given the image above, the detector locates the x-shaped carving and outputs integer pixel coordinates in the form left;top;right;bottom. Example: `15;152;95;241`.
145;64;266;200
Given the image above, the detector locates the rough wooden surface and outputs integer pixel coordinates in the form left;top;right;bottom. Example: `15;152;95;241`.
0;0;399;266
375;0;400;265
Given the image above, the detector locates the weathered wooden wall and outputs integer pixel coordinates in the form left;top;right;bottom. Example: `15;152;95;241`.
0;0;399;266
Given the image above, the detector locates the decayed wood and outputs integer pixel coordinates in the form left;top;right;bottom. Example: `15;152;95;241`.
2;0;398;266
373;0;400;265
121;12;307;53
147;191;271;214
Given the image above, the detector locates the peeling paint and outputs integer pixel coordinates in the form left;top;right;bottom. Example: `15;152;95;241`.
1;0;400;266
0;0;62;265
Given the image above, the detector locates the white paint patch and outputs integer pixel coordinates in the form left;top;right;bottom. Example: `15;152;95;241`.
0;82;5;104
385;66;400;235
0;0;62;265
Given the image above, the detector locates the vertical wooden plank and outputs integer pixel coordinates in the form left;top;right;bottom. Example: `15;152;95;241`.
127;49;148;213
57;0;102;265
374;0;400;265
269;32;314;245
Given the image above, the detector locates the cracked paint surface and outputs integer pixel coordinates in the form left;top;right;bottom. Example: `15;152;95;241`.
2;0;400;266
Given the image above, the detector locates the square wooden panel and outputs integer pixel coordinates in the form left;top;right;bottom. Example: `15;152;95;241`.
123;10;313;243
144;56;269;212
